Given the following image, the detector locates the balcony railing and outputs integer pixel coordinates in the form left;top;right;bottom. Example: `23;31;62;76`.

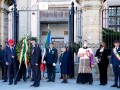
40;10;69;23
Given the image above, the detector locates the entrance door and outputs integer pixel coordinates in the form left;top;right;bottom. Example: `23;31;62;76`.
51;37;64;61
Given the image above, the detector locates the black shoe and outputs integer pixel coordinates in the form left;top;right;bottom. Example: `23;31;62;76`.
102;83;107;86
89;82;92;85
117;85;120;88
52;80;55;82
14;82;17;85
47;80;52;82
31;78;34;81
59;77;63;79
61;80;65;83
64;80;68;83
99;83;103;85
111;84;118;87
30;84;35;87
3;80;7;82
8;83;12;85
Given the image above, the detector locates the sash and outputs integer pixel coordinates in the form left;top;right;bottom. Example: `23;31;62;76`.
113;48;120;61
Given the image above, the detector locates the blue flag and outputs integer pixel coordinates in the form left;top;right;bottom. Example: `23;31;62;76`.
45;31;51;47
14;0;16;4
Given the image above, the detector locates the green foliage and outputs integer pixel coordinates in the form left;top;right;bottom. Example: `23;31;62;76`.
16;36;32;61
102;28;120;49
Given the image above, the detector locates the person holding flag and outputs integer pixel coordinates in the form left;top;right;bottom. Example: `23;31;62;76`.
110;40;120;88
30;37;42;87
4;39;17;85
14;34;29;84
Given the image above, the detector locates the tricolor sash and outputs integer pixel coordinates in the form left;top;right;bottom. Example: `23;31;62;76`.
113;48;120;61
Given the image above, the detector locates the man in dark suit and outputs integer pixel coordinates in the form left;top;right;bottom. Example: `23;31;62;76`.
0;45;4;80
4;39;17;85
44;42;58;82
110;40;120;88
30;37;42;87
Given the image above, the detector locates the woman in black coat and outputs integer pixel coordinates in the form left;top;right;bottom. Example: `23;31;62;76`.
60;46;69;83
95;42;110;85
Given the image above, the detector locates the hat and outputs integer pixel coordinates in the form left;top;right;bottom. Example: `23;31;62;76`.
114;40;120;43
8;39;14;44
29;37;37;41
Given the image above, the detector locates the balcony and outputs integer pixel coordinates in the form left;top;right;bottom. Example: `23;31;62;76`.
40;10;69;23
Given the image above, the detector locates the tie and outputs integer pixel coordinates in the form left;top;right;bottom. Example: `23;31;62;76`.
11;47;14;56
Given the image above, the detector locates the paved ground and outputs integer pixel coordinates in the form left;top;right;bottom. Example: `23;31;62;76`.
0;73;119;90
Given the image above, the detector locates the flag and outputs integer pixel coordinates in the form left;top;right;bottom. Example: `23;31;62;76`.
40;31;51;72
19;34;29;68
23;34;28;68
45;31;51;47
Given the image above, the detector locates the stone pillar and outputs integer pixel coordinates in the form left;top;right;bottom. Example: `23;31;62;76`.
0;0;13;47
78;0;103;51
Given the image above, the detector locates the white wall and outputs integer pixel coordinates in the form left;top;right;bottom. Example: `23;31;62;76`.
108;0;120;6
40;24;68;45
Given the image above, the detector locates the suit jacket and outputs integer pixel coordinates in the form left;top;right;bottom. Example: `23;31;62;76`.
30;43;42;66
95;48;110;65
45;47;58;65
110;47;120;66
4;45;16;65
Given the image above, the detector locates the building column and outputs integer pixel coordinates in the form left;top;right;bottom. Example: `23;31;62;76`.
78;0;103;51
0;0;13;46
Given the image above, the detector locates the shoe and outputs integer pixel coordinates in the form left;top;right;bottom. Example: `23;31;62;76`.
89;82;92;85
64;80;68;83
14;82;17;85
102;83;107;86
61;80;65;83
117;85;120;88
59;77;63;79
47;80;52;82
3;80;7;82
30;84;35;87
99;83;103;85
31;78;34;81
61;80;68;83
52;80;55;82
111;84;118;87
8;83;12;85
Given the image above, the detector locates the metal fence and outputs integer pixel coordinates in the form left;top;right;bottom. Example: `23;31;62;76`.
102;9;120;49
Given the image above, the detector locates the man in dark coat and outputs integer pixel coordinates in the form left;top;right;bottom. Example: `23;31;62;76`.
110;40;120;88
4;39;17;85
0;45;4;80
3;42;9;82
30;37;42;87
44;42;58;82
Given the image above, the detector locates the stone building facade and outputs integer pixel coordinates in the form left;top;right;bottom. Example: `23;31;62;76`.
0;0;13;47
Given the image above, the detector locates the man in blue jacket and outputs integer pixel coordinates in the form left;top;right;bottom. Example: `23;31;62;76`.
0;45;4;80
110;40;120;88
44;42;58;82
4;39;17;85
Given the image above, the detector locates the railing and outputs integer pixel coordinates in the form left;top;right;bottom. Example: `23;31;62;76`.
40;10;69;22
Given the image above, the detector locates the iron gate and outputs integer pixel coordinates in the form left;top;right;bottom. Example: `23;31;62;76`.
102;8;120;49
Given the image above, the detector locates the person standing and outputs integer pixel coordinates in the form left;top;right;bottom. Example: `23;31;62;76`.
95;42;110;85
2;42;9;82
30;37;42;87
59;50;64;79
76;40;94;85
110;40;120;88
4;39;17;85
0;45;4;80
44;42;58;82
60;46;70;83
